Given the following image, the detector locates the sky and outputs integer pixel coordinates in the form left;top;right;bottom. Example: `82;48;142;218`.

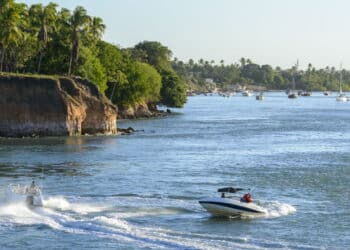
19;0;350;69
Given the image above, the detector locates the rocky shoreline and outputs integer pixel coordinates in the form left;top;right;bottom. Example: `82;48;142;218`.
117;101;171;120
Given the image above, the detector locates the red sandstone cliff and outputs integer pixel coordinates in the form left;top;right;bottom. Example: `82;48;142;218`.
0;74;117;137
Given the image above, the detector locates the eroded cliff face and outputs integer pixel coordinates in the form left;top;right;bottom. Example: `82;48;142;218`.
0;74;117;137
117;101;167;119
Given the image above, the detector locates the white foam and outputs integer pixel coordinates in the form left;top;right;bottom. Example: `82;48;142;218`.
0;202;63;230
94;213;261;250
43;196;108;214
117;207;185;219
261;201;297;218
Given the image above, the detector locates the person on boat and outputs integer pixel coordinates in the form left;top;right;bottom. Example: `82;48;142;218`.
25;180;37;206
221;192;225;198
241;193;253;203
29;180;37;193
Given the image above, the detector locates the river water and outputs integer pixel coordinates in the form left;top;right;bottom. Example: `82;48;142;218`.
0;93;349;249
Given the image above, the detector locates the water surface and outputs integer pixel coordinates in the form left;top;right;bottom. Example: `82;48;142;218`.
0;93;349;249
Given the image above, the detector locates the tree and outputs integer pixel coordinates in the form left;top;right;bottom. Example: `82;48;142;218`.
68;6;89;75
0;0;24;71
239;57;246;68
261;64;274;84
86;16;105;47
96;40;125;83
188;58;194;68
76;46;107;92
134;41;172;71
34;7;71;75
106;61;162;107
160;69;186;108
29;2;58;73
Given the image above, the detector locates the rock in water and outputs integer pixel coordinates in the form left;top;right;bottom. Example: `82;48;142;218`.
0;75;117;137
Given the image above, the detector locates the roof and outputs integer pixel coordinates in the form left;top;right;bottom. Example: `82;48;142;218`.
217;187;244;193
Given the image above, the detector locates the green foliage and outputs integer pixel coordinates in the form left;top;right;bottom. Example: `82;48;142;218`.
0;0;26;71
173;58;350;91
68;6;90;75
160;70;187;108
106;61;161;107
76;46;107;92
133;41;172;71
96;41;125;83
28;3;58;73
131;41;187;107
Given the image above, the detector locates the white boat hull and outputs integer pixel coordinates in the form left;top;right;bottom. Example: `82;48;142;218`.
336;95;349;102
199;197;265;216
242;91;252;97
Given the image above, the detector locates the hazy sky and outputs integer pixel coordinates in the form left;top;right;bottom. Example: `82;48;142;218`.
20;0;350;69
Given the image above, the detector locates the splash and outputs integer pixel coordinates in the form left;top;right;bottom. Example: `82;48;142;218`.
260;201;297;218
0;201;63;229
43;196;108;214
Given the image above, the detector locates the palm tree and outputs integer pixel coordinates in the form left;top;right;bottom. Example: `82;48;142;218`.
89;16;105;43
0;1;23;72
29;3;58;73
239;57;246;68
68;6;89;76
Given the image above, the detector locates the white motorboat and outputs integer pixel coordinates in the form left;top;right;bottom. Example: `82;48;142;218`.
8;181;43;207
199;187;266;216
242;90;252;97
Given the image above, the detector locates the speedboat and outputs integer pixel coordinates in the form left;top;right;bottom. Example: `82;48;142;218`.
8;182;43;207
199;187;266;216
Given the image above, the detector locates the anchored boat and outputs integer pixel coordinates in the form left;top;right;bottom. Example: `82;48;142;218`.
199;187;266;216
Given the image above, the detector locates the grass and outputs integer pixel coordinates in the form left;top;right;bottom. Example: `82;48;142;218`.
0;72;60;80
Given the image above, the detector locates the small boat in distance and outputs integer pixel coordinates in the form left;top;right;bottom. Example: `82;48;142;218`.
288;77;298;99
288;92;297;99
300;91;312;96
323;91;331;96
256;92;264;100
199;187;266;217
242;90;252;97
336;93;349;102
336;65;349;102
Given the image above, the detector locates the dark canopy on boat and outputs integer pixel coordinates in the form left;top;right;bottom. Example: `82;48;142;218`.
217;187;244;193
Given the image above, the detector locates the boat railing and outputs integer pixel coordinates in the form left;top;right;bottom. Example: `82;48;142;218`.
8;184;41;197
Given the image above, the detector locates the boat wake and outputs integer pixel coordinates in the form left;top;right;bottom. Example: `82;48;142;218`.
0;195;256;249
43;196;108;215
0;191;298;249
235;201;296;219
